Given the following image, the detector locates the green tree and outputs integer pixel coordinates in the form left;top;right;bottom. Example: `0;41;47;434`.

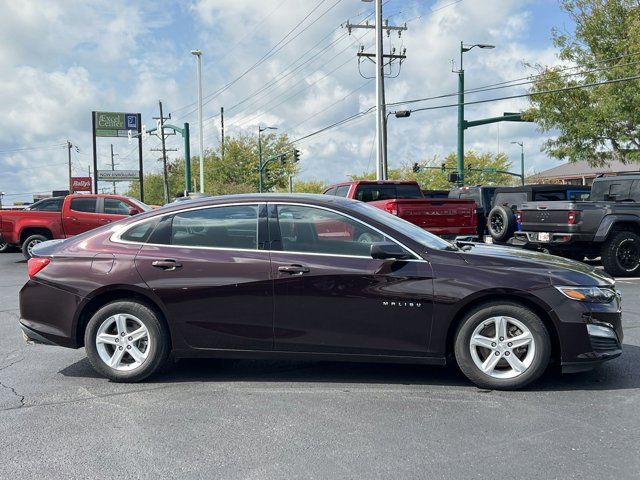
527;0;640;164
349;151;515;189
127;132;298;204
290;179;327;193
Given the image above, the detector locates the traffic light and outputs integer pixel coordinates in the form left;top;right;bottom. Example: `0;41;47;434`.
441;163;446;172
412;163;420;173
467;163;472;171
292;148;302;163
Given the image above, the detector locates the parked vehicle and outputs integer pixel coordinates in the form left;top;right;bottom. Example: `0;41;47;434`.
486;185;591;243
421;189;450;199
515;174;640;276
449;186;498;239
0;194;150;259
324;180;478;239
21;194;622;390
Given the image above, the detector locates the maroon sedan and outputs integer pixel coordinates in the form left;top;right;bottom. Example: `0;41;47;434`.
19;194;623;390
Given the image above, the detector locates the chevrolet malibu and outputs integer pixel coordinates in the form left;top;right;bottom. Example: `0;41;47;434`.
19;194;623;390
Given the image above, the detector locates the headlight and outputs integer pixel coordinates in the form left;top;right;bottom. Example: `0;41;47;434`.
555;286;617;303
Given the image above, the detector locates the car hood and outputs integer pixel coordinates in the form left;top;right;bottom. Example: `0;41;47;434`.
459;243;614;287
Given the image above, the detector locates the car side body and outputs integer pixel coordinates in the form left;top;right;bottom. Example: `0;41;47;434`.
19;194;623;388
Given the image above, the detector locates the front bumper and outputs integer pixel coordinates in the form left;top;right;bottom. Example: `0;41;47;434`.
548;287;624;372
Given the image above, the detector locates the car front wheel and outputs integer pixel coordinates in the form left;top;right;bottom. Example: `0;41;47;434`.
454;302;550;390
84;300;170;382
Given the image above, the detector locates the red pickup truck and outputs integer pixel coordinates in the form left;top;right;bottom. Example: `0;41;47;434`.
323;181;477;238
0;194;150;259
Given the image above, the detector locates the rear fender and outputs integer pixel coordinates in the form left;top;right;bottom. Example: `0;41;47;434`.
593;215;640;242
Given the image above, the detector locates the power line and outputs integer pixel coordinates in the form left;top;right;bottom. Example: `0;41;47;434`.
174;0;343;121
289;73;640;145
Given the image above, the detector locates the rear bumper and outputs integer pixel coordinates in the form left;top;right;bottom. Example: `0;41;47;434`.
19;279;83;348
514;231;594;246
20;323;58;346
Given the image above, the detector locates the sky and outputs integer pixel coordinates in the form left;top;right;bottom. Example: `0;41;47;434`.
0;0;574;204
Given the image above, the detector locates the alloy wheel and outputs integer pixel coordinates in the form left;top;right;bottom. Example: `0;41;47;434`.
95;313;151;371
469;316;536;379
490;215;504;234
616;239;640;271
27;239;43;256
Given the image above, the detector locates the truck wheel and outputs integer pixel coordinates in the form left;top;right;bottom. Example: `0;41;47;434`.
0;239;9;253
487;206;517;242
22;234;48;260
601;231;640;277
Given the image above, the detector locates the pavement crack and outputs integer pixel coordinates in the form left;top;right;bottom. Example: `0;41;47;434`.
0;379;25;409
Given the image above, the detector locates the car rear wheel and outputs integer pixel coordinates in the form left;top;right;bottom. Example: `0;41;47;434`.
21;234;49;260
454;302;550;390
487;206;517;243
0;239;9;253
601;231;640;277
84;300;170;382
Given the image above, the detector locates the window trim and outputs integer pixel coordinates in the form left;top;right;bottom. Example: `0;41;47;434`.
111;201;425;261
111;202;266;253
270;202;423;260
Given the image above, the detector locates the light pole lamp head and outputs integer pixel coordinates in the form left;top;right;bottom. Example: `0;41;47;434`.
394;110;411;118
462;43;496;52
190;49;202;57
259;125;278;133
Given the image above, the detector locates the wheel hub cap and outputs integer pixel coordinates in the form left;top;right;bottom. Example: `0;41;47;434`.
95;313;151;371
469;316;536;379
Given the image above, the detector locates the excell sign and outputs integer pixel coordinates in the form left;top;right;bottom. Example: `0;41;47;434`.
97;170;140;182
94;112;138;137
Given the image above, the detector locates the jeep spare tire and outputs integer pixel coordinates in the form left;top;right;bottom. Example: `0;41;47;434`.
488;205;517;243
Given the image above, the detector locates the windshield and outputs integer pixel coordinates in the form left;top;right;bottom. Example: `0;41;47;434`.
352;202;458;251
127;198;152;212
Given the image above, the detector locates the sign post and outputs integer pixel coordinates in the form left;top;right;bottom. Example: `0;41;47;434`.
92;111;144;201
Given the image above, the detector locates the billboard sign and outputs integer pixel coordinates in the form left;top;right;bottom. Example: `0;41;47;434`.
94;112;139;137
97;170;140;182
71;177;92;192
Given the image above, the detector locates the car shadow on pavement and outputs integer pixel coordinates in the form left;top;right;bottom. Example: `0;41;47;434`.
59;343;640;391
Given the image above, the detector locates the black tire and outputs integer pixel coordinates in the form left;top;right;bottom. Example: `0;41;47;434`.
454;301;551;390
0;239;10;253
84;300;170;382
601;231;640;277
487;206;517;242
21;234;49;260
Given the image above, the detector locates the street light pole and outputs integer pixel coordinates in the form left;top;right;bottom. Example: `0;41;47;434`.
456;42;495;186
258;125;277;193
511;141;525;185
191;49;205;193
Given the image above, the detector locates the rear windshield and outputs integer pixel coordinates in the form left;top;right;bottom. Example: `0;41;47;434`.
354;184;422;202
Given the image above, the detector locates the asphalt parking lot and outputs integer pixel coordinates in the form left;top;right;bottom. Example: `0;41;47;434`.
1;252;639;479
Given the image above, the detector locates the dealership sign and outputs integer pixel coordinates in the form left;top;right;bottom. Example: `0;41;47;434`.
97;170;140;182
94;112;139;138
71;177;92;192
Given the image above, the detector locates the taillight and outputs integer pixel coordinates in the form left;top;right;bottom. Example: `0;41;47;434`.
568;210;580;224
384;202;398;215
516;210;522;223
28;258;50;278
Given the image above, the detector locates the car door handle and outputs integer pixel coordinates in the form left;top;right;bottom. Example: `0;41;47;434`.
152;259;182;271
278;264;310;275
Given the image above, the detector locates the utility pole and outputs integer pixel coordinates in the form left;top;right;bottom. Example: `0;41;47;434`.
345;0;407;180
221;106;225;162
151;101;177;203
67;140;73;193
511;141;525;185
109;144;119;194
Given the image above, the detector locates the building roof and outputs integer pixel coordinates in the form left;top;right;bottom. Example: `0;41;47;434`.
537;160;640;179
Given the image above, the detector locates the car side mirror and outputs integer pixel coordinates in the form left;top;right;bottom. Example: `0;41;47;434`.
370;242;411;260
129;208;140;216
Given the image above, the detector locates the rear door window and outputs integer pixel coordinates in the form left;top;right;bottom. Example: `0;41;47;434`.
395;184;423;198
533;191;566;201
70;197;97;213
171;205;259;250
334;185;351;197
494;192;527;209
104;198;133;215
